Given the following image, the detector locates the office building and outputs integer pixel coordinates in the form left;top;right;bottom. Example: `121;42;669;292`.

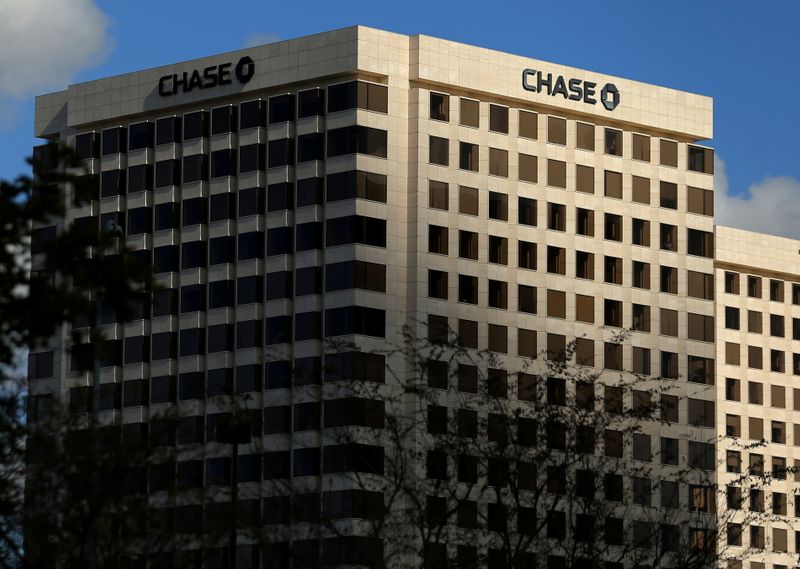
29;26;793;568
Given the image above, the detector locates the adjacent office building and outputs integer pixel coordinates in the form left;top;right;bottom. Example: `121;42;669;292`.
29;26;797;567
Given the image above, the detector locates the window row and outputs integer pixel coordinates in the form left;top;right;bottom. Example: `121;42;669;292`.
428;93;714;173
724;378;800;409
724;307;800;338
426;315;714;383
724;271;800;304
724;342;800;374
75;81;389;157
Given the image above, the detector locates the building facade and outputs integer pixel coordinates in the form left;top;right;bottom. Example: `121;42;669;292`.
28;26;794;569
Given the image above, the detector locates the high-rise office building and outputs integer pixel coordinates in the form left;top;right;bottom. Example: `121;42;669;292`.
29;26;795;568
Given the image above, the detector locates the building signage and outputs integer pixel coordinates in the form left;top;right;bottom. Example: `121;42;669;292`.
522;68;619;111
158;56;255;97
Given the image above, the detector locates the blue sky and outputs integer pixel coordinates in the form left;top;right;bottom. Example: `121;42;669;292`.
2;0;798;236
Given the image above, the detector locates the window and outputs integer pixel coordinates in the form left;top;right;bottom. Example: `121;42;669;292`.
748;310;762;333
239;100;265;129
547;116;566;145
326;216;386;248
488;192;508;220
633;347;651;374
661;350;678;378
688;271;714;300
576;251;594;279
604;170;622;198
519;285;536;314
547;159;566;188
182;197;207;226
181;241;207;269
460;98;479;127
604;343;622;370
548;203;566;231
688;356;714;385
688;145;714;174
604;256;622;284
771;314;785;337
576;164;593;193
518;153;537;182
489;104;509;133
725;342;740;365
687;229;714;257
327;126;386;158
488;236;508;264
604;213;622;241
660;308;678;337
327;81;387;113
428;270;447;300
660;266;678;294
429;136;448;165
687;313;714;342
518;197;536;225
518;241;536;269
458;274;478;304
576;294;594;323
127;207;152;235
630;176;650;205
326;170;387;203
547;289;566;318
430;92;449;121
688;399;715;427
688;186;713;216
297;177;323;207
428;180;448;210
604;299;622;327
632;134;650;161
576;122;594;150
726;451;741;473
748;346;763;369
604;128;622;155
239;231;266;259
428;225;448;255
632;304;650;332
547;246;565;274
518;110;537;138
458;231;478;260
633;261;650;289
297;133;324;162
576;208;594;236
267;183;293;212
659;181;677;209
128;164;152;194
457;185;478;215
459;142;479;171
209;193;236;221
748;276;762;298
489;148;508;177
100;169;125;197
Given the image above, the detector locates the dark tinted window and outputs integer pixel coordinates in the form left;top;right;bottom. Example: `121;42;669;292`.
295;267;322;296
236;364;262;394
327;126;387;158
180;284;206;313
154;202;180;231
296;222;323;251
152;289;178;317
239;100;265;129
128;164;153;193
211;106;237;135
75;132;99;159
266;271;293;301
326;215;386;247
237;276;264;305
325;260;386;292
210;149;236;178
295;312;322;341
265;316;292;345
151;332;177;360
156;117;181;145
298;133;324;162
265;226;292;257
153;245;179;274
151;375;177;404
128;122;153;150
239;232;265;260
182;154;208;183
102;127;127;155
209;236;235;265
239;187;265;216
155;159;180;187
209;193;236;221
207;324;234;353
179;371;203;400
265;361;292;389
239;144;265;172
100;170;126;197
127;207;152;236
297;178;323;207
182;197;207;226
325;306;385;338
269;95;295;124
183;111;208;140
327;171;387;203
208;280;235;309
237;320;263;349
181;241;207;269
298;88;324;118
267;183;293;212
179;329;205;357
268;139;294;168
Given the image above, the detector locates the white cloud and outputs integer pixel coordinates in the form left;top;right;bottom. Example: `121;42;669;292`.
244;32;281;48
0;0;112;100
714;155;800;240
